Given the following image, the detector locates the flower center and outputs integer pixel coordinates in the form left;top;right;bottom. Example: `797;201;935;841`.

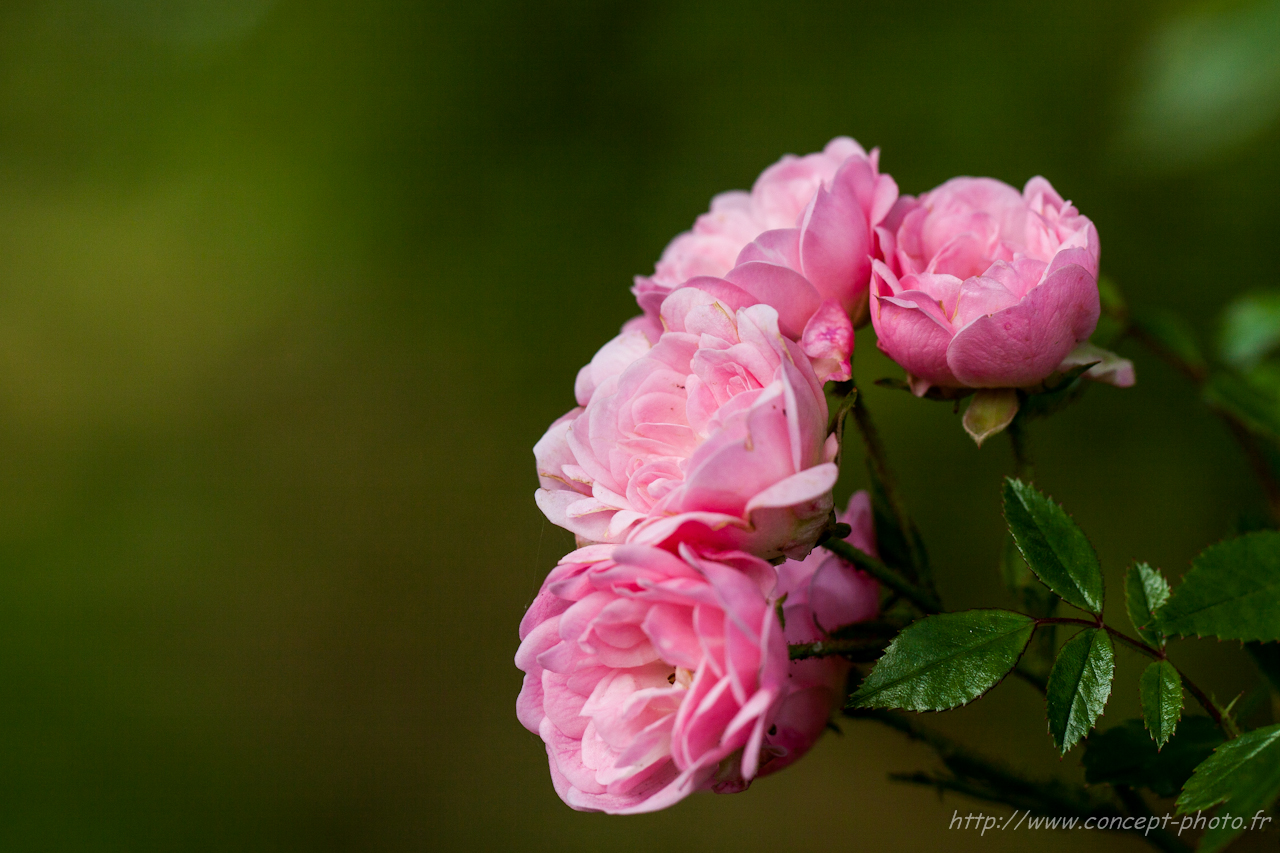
666;666;694;688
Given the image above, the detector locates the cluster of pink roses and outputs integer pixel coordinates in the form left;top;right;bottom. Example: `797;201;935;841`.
518;138;1132;813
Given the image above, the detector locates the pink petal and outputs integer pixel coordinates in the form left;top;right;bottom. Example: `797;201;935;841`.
946;263;1100;388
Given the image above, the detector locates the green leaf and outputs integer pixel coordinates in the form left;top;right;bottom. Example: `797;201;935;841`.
1246;641;1280;694
1177;723;1280;853
1083;717;1223;798
1046;628;1115;754
1001;533;1057;617
1132;308;1207;374
1003;478;1104;614
1140;660;1183;748
1155;531;1280;641
848;610;1034;712
1221;290;1280;371
1125;562;1170;647
1203;370;1280;438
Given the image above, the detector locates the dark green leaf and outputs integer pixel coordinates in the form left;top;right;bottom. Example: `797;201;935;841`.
848;610;1034;712
1155;531;1280;641
1220;290;1280;371
1203;370;1280;438
1246;641;1280;694
1046;628;1114;754
1126;562;1170;647
1003;478;1104;614
1140;660;1183;748
1001;533;1057;617
1083;717;1223;798
1177;723;1280;853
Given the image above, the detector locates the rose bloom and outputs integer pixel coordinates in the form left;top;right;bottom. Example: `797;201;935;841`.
516;537;877;813
635;137;898;329
770;491;880;772
515;544;790;813
535;288;838;561
870;176;1132;394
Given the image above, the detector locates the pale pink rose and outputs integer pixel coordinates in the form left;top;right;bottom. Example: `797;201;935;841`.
635;137;899;330
768;492;880;774
870;176;1133;395
515;544;790;813
535;289;838;561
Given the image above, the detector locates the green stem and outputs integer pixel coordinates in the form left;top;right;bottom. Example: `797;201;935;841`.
850;393;932;586
1125;322;1280;524
1035;617;1227;734
849;709;1104;816
1113;785;1193;853
853;709;1189;853
788;637;890;661
829;381;858;468
821;539;942;614
1007;416;1033;481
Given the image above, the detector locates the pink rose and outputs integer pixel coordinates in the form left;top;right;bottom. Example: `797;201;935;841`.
515;544;790;813
870;176;1133;396
635;137;899;329
535;288;838;561
768;492;880;774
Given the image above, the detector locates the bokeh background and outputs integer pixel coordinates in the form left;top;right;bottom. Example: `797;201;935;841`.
1;0;1278;850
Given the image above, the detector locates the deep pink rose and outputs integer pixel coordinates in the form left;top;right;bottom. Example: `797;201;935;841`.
635;137;898;330
535;289;838;561
870;176;1132;395
515;544;790;813
768;492;880;773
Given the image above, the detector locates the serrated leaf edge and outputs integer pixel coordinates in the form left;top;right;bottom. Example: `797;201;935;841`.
849;610;1036;713
1140;659;1183;750
1003;478;1104;615
1047;628;1115;756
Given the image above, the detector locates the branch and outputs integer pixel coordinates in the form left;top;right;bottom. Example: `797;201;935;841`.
850;393;932;585
853;709;1190;853
821;539;942;614
789;637;890;661
847;708;1102;816
1035;617;1227;734
1007;416;1033;480
1126;321;1280;523
1113;785;1193;853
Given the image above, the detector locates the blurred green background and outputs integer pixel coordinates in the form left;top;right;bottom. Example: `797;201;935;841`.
0;0;1277;850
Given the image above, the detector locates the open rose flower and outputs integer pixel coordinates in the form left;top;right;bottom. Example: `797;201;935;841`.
515;544;790;813
635;137;898;330
869;176;1133;442
769;491;880;773
535;289;838;561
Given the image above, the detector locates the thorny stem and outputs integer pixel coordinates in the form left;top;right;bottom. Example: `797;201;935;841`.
1035;616;1228;734
849;392;932;587
851;709;1190;853
1125;321;1280;524
788;637;891;661
1007;416;1033;481
821;539;942;614
847;709;1095;812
